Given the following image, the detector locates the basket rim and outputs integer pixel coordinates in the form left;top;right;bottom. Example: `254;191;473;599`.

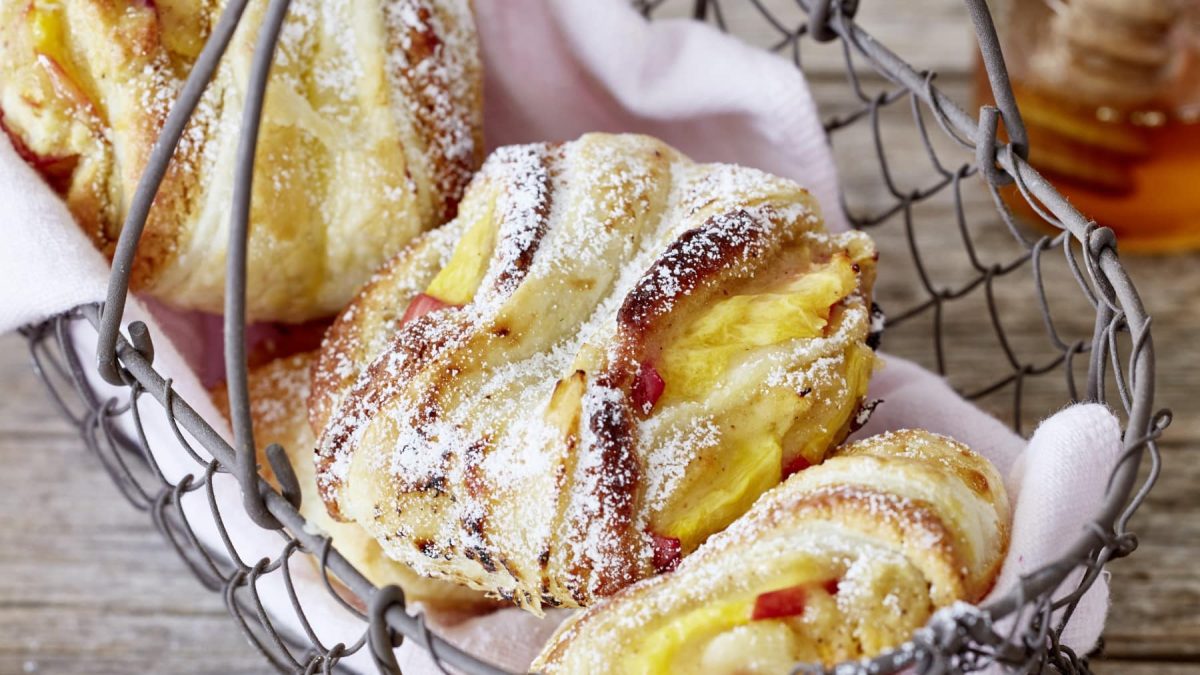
819;0;1160;626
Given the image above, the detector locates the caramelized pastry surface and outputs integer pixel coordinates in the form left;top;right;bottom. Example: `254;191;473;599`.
312;133;878;611
533;429;1010;672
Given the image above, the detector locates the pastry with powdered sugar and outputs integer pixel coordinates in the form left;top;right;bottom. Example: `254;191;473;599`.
534;429;1010;672
311;132;879;611
0;0;482;322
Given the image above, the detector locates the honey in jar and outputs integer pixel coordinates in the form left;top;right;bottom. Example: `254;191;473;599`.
982;0;1200;252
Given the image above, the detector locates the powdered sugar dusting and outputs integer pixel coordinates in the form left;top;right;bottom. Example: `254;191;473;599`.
639;415;721;514
315;134;878;610
383;0;479;219
474;143;552;303
535;434;1008;672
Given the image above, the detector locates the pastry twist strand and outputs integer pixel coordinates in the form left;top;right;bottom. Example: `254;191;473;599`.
312;133;878;611
533;429;1011;672
0;0;482;321
213;351;496;611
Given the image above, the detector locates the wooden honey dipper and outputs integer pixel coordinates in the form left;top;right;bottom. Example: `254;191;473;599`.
1031;0;1182;107
1009;0;1185;191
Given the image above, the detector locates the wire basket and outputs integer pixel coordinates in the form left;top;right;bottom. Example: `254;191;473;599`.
18;0;1169;672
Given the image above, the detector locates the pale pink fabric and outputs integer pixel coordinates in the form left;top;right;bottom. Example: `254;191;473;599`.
0;0;1119;672
856;357;1118;670
475;0;848;232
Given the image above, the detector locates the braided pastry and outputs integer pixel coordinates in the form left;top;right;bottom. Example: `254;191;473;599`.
533;429;1011;672
313;133;878;611
0;0;482;322
308;219;468;435
212;351;494;611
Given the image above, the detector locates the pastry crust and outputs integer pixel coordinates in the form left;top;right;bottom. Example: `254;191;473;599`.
533;429;1011;672
0;0;483;322
212;351;495;611
308;220;468;435
313;133;878;612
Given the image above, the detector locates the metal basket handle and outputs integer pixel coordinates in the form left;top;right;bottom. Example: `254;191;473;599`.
95;0;251;388
93;0;294;531
962;0;1029;161
222;0;295;531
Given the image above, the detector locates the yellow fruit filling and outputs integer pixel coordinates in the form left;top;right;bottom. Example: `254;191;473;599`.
658;253;858;404
28;2;66;56
27;1;100;115
779;340;875;467
424;204;498;306
547;371;586;436
656;432;786;550
633;598;752;674
649;253;869;551
625;558;836;674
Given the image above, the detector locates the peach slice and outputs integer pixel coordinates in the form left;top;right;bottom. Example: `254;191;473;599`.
751;585;807;621
399;293;454;325
27;1;98;116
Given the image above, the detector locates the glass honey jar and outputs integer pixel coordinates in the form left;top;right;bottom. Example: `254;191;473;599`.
980;0;1200;252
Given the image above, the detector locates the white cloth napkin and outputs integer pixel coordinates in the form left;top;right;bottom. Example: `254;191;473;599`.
0;137;111;329
0;0;1121;672
855;356;1119;667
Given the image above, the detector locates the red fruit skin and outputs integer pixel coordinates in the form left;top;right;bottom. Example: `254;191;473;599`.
632;361;665;414
34;53;96;115
782;453;812;478
751;585;808;620
649;532;681;573
400;293;453;325
823;578;840;596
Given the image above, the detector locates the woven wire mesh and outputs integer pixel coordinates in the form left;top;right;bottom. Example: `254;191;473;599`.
17;0;1167;673
20;310;366;674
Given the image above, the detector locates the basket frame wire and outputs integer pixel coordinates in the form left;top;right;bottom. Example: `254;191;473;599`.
18;0;1166;672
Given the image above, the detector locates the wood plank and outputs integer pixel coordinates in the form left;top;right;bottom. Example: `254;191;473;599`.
0;337;267;675
1100;441;1200;660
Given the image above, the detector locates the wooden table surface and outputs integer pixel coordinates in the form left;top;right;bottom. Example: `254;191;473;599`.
2;2;1197;673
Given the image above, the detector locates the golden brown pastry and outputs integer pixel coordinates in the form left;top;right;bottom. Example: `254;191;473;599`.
308;219;468;435
313;133;878;612
533;430;1011;673
0;0;483;322
212;351;495;612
